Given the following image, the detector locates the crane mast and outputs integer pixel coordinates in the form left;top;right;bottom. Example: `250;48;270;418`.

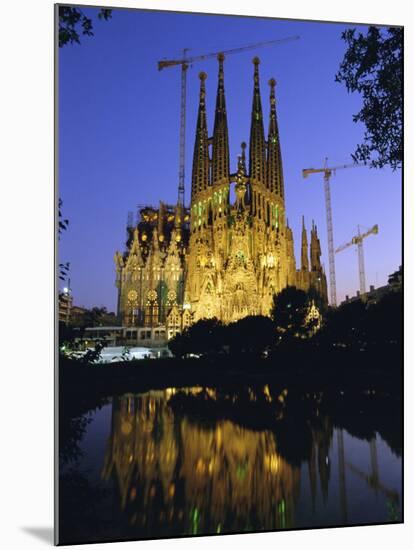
323;166;337;307
158;35;300;207
335;224;378;297
178;49;189;207
302;160;359;307
357;227;366;295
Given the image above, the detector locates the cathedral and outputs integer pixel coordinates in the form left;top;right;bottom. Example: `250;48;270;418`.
114;55;327;340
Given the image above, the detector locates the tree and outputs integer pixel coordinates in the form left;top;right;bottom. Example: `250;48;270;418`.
58;198;70;281
228;316;275;356
365;290;402;348
167;331;190;359
318;299;367;349
168;318;226;358
335;26;402;170
59;6;112;47
271;286;312;342
72;306;118;328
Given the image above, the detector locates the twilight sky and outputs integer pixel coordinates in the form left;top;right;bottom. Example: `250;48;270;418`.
59;7;402;311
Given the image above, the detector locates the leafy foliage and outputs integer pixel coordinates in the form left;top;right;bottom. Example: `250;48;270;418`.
169;318;226;358
228;315;275;356
60;337;107;365
58;6;112;47
58;198;70;281
271;286;313;341
58;198;69;236
335;26;402;170
318;299;367;350
71;306;119;328
81;340;107;364
117;346;132;362
317;290;402;350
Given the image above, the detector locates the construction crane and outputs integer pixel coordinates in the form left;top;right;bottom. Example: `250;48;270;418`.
158;35;300;207
336;224;378;296
302;159;359;307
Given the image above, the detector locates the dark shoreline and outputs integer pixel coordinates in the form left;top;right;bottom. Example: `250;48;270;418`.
59;346;402;410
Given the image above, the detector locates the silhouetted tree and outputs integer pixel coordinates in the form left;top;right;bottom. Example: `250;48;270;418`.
58;198;70;281
335;26;402;170
271;286;311;342
228;315;275;356
168;330;190;359
73;306;118;328
58;6;112;47
365;290;402;348
318;289;402;352
168;318;225;358
318;299;367;349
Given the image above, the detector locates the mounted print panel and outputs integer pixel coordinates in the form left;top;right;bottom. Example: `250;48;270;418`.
56;3;403;545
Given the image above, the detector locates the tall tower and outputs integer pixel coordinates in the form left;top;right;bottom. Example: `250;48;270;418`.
211;53;230;186
249;57;267;186
191;72;210;199
301;216;309;271
267;78;284;199
310;221;322;272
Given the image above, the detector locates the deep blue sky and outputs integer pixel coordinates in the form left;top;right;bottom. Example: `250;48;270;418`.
59;7;401;311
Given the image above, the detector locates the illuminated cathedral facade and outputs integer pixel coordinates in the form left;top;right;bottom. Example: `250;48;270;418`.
114;55;327;339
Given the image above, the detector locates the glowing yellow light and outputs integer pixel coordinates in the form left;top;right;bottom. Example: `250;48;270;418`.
264;454;280;474
121;421;132;435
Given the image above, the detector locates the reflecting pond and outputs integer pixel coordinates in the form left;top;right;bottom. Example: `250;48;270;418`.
58;385;402;544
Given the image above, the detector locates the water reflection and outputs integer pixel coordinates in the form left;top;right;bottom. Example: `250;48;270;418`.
59;385;402;543
102;390;302;534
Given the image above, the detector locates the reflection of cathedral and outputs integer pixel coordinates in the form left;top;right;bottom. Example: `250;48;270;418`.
115;56;327;332
101;389;335;536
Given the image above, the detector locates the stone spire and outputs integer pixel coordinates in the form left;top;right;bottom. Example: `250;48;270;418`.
235;143;248;211
267;78;285;199
301;216;309;271
191;72;210;199
249;57;266;184
310;220;322;271
126;227;143;268
211;53;230;185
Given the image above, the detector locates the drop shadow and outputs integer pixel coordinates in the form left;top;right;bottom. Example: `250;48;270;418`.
21;527;54;545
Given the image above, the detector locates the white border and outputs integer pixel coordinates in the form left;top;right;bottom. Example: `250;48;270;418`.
1;1;411;548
